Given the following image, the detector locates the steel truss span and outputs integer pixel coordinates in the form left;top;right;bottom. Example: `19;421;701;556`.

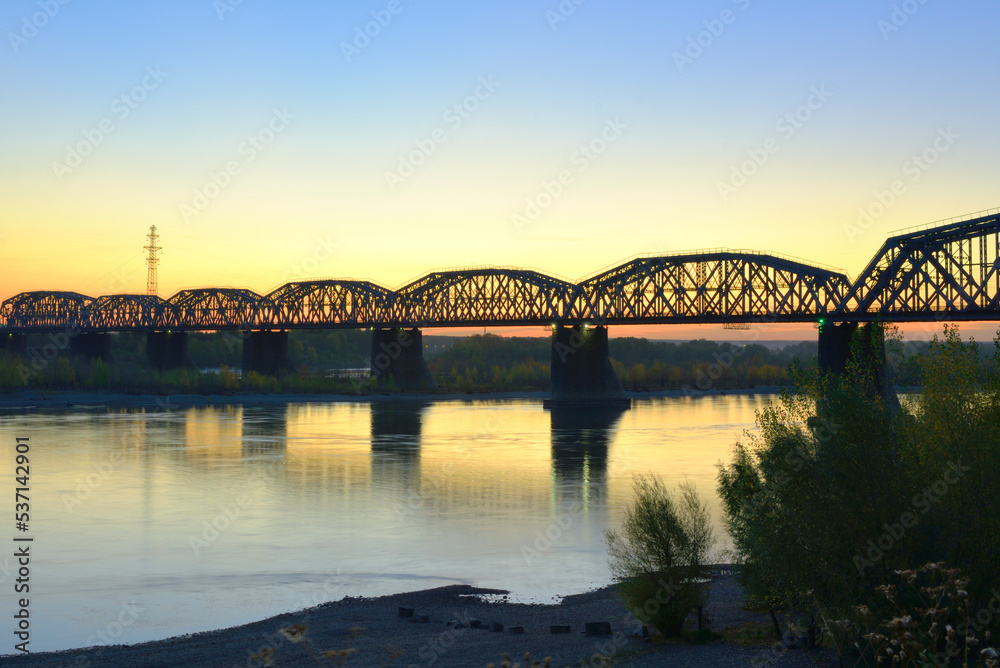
579;252;851;325
394;268;586;327
838;212;1000;322
4;213;1000;333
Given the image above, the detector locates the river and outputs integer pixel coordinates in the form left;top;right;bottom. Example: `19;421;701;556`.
0;394;774;652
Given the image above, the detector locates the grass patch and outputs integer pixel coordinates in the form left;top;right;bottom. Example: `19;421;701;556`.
718;622;777;647
688;628;724;644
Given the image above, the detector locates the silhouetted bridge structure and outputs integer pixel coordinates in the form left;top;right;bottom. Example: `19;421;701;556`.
3;210;999;405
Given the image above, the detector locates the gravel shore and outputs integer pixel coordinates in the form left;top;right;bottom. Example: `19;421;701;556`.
1;571;836;667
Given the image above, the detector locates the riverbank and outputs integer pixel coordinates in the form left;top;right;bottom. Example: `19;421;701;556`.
0;386;788;410
0;570;835;667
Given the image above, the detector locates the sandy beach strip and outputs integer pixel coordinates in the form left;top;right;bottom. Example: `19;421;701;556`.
0;572;836;667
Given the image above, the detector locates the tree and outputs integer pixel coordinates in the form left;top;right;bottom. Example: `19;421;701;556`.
717;325;1000;656
605;474;715;636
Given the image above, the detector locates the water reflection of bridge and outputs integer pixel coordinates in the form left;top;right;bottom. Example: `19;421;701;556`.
370;401;424;491
166;402;627;514
550;406;626;508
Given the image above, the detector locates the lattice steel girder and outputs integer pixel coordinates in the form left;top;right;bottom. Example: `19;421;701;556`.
88;294;167;332
16;215;1000;331
164;288;264;330
0;291;94;332
579;252;851;324
394;268;587;326
262;280;395;328
840;212;1000;319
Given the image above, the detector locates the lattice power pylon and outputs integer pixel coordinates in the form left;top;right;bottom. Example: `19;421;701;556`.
144;225;162;296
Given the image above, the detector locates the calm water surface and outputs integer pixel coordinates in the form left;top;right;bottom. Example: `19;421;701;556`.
0;395;774;652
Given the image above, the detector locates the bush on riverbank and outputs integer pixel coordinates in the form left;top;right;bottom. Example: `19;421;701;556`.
717;325;1000;661
606;474;715;636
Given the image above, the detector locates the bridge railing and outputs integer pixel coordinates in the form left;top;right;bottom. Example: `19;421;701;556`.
8;209;1000;332
579;247;848;283
889;207;1000;237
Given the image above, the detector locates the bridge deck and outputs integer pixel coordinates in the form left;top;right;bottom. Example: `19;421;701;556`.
4;211;1000;332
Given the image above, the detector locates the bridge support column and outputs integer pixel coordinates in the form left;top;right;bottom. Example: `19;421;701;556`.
544;325;629;409
241;330;289;376
0;334;28;357
818;321;899;411
370;328;436;391
817;322;857;376
146;332;191;372
70;333;112;361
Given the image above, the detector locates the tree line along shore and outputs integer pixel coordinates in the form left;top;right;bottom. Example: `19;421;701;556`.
0;329;987;395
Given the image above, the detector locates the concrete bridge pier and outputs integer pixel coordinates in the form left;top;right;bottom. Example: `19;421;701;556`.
70;333;112;361
544;325;629;409
146;332;191;372
370;328;437;391
818;321;899;411
0;334;28;357
241;330;290;376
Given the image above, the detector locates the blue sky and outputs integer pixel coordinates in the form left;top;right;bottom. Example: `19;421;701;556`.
1;0;998;337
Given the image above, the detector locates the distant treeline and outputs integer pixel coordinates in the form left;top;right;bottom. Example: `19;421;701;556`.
427;335;814;392
1;329;993;394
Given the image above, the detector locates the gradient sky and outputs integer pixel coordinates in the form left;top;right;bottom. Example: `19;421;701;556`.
2;1;998;340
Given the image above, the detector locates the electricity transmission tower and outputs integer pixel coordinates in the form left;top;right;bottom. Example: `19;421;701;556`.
144;225;162;295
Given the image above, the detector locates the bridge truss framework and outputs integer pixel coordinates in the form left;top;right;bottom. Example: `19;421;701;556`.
3;211;1000;333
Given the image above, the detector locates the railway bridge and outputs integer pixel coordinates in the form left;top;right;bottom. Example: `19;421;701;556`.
3;210;999;406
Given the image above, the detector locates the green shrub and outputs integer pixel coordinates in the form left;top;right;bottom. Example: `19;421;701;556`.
87;359;112;389
605;474;714;636
717;324;1000;649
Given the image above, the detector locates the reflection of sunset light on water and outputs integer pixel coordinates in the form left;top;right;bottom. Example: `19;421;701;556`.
0;395;770;651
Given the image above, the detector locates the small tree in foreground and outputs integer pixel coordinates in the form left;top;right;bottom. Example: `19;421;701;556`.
605;474;715;636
